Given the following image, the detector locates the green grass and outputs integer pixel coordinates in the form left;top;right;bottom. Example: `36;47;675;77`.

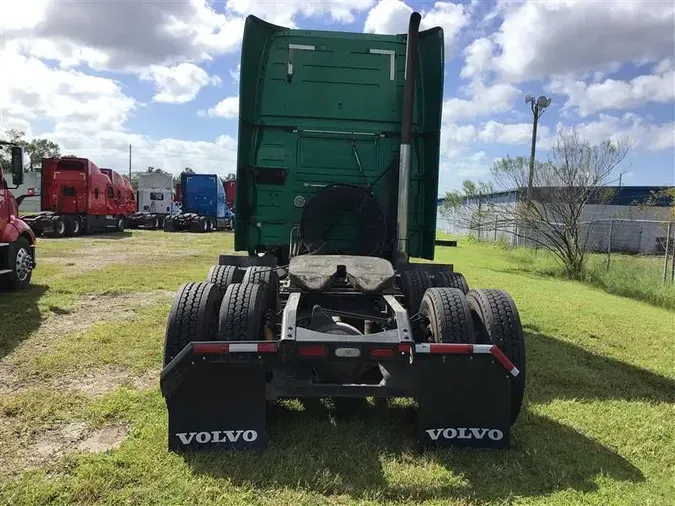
1;230;674;505
449;234;675;311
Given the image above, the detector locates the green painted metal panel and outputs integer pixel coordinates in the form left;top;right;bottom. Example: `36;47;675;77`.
235;15;444;260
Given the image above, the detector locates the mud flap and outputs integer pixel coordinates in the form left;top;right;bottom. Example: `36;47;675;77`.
163;360;268;452
415;355;512;449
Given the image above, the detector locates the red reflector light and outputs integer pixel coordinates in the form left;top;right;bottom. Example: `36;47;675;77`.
370;347;396;358
193;343;229;354
298;345;326;357
398;343;411;354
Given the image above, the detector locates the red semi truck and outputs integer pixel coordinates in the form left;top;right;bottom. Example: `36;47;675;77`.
100;168;137;215
223;179;236;210
22;157;130;237
0;144;36;290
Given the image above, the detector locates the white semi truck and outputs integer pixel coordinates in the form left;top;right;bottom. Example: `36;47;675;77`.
127;172;175;230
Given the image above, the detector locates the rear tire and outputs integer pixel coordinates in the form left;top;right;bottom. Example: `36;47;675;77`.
163;282;220;366
419;287;474;343
52;217;66;238
65;217;81;236
116;216;126;232
467;289;526;425
398;270;433;315
164;218;176;232
242;266;279;311
218;283;267;341
206;265;243;295
434;271;469;294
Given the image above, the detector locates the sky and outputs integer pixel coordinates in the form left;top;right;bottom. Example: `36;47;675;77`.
1;0;673;196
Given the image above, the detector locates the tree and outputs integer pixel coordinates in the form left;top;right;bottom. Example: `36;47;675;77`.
450;127;631;278
0;129;60;172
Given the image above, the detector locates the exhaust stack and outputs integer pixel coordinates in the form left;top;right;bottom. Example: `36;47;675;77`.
396;12;422;259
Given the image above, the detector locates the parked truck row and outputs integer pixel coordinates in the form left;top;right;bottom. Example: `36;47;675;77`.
21;157;133;237
11;155;236;237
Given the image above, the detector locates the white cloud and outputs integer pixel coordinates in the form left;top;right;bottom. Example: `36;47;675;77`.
442;80;521;122
548;61;675;117
141;63;222;104
4;0;246;71
563;113;675;152
47;127;239;177
0;42;135;132
479;0;675;82
364;1;467;54
227;0;375;26
478;121;548;146
459;37;494;79
201;97;240;119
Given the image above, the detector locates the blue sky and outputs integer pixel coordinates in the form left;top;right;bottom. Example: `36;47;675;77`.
1;0;673;195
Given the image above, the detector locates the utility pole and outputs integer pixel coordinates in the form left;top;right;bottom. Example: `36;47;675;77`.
525;95;551;203
128;144;132;180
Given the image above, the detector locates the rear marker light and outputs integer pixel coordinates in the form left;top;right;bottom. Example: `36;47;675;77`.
298;345;327;357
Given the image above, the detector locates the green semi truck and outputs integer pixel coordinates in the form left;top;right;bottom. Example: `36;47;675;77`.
160;12;526;452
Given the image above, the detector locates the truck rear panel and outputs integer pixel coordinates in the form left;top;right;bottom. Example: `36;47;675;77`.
235;16;443;260
181;174;227;218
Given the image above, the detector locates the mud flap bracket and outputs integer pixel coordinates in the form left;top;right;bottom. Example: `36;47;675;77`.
163;359;268;452
415;355;512;449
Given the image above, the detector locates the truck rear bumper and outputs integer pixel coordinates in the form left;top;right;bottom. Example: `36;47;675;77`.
160;339;517;452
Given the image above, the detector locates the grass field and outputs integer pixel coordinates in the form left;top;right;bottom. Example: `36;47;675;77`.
1;231;673;505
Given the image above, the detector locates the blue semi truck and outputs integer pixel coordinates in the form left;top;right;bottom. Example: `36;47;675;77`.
163;173;234;233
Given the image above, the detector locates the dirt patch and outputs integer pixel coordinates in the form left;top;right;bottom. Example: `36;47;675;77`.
59;366;161;396
76;425;127;453
40;244;204;274
3;421;129;477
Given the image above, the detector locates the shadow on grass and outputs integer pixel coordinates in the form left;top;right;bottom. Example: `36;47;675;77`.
186;399;642;503
85;231;134;240
525;329;675;404
0;284;48;360
185;329;663;502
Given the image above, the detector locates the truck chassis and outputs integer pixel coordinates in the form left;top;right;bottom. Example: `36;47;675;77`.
161;254;525;452
127;212;167;230
163;213;233;233
21;212;127;238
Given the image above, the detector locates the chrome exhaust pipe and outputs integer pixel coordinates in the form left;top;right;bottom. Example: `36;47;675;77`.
396;12;422;258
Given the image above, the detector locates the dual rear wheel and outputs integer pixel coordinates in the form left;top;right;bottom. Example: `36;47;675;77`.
164;265;279;367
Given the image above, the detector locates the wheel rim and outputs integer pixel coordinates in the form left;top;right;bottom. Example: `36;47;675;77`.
56;221;65;235
118;219;124;229
15;247;32;281
73;220;80;234
154;218;159;229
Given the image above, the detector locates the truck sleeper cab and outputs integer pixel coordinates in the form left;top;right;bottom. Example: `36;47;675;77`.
127;172;174;230
22;157;129;238
164;173;233;233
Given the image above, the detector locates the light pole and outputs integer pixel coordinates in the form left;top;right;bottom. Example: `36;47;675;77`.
525;94;551;203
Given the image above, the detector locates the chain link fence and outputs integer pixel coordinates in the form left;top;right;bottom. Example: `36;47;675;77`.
438;214;675;284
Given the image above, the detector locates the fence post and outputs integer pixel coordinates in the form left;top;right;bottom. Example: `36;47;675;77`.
664;221;672;283
606;219;614;271
494;215;498;241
